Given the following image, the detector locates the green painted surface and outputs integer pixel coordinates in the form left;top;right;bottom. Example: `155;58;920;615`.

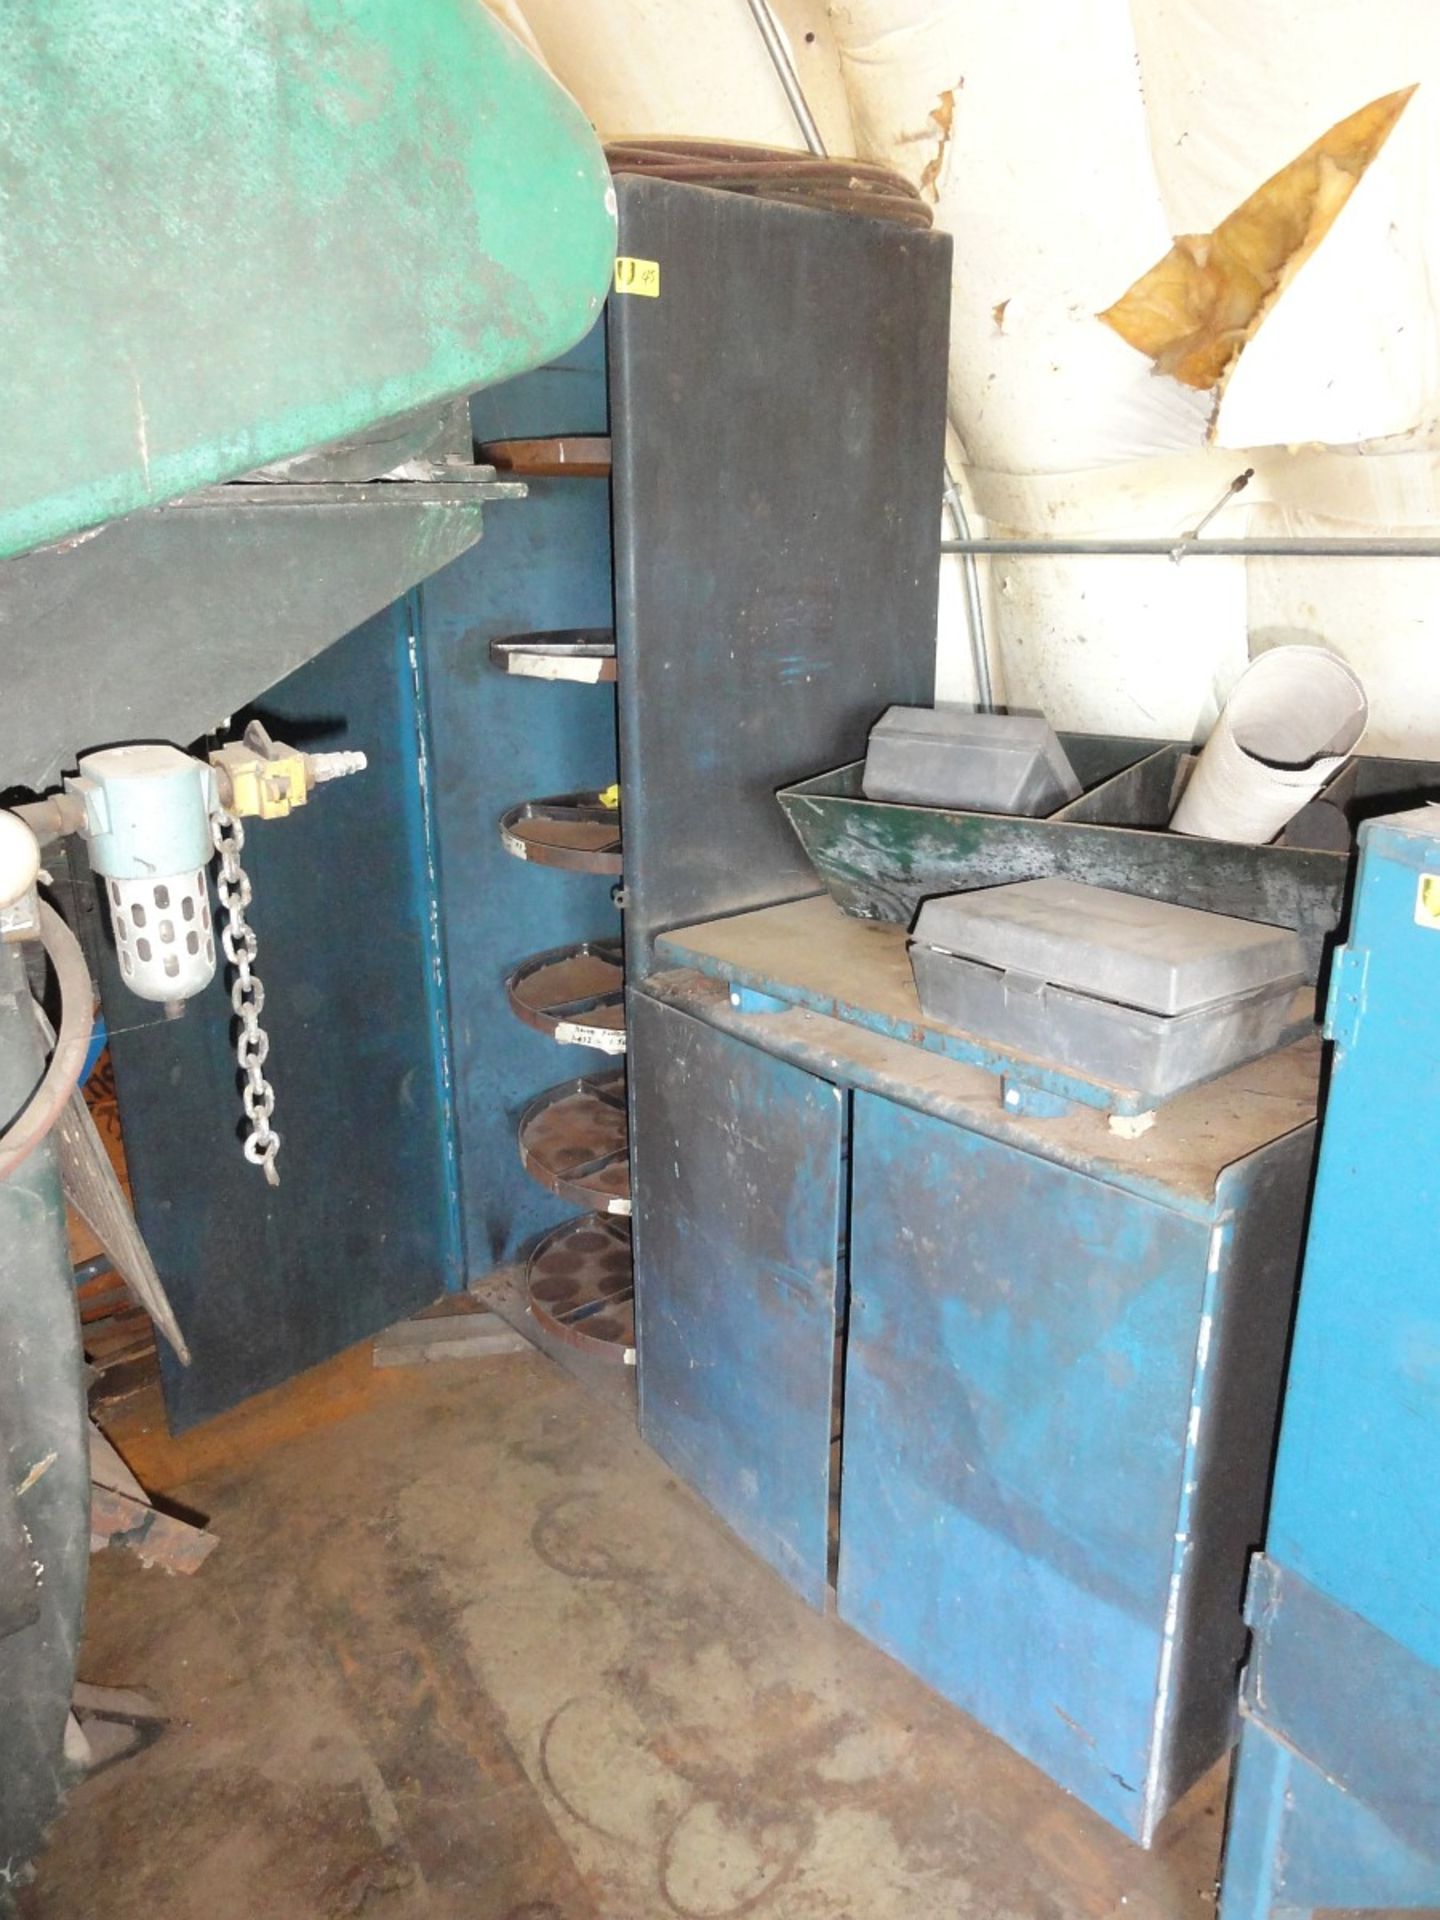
0;1;615;558
775;752;1351;980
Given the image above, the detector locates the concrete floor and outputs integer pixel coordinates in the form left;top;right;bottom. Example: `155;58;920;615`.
21;1347;1226;1919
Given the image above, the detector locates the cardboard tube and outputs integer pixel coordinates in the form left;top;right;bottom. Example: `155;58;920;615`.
1171;647;1367;843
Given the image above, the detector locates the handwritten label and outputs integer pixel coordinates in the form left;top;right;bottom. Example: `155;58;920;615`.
614;256;660;298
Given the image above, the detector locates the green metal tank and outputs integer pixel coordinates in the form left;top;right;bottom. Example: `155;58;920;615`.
0;0;616;559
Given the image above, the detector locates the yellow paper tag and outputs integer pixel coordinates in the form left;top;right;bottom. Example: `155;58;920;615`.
1416;874;1440;927
613;256;660;298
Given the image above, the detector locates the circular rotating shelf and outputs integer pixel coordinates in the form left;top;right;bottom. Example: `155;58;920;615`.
490;630;616;684
526;1214;634;1360
498;792;622;875
506;940;625;1053
518;1070;629;1216
478;436;611;478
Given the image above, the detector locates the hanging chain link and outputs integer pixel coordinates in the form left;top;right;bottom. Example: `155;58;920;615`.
210;808;281;1187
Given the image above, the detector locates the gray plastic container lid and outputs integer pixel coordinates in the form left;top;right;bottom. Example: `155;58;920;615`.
911;876;1305;1016
862;705;1082;815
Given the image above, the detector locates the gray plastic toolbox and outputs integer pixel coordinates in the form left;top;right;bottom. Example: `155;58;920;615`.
862;705;1082;814
910;876;1306;1101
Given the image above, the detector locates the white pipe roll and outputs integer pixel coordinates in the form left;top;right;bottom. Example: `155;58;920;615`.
1171;646;1368;844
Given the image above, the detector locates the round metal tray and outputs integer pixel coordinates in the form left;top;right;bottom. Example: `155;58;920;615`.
526;1215;634;1360
518;1070;630;1216
490;630;616;684
478;436;611;478
506;940;625;1053
498;792;622;875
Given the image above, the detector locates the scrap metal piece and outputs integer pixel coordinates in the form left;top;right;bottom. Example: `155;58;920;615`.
373;1300;531;1368
65;1682;168;1778
34;1006;189;1363
88;1421;217;1575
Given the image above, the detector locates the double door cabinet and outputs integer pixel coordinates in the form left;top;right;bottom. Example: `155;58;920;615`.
631;964;1318;1846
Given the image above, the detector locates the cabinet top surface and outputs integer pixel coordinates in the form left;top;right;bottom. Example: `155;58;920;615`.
650;896;1321;1212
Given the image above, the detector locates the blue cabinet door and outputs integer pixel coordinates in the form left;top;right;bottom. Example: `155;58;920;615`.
103;600;463;1428
631;993;846;1608
1219;808;1440;1920
839;1091;1211;1841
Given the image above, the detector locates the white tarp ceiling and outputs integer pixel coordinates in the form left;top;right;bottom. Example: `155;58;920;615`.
488;0;1440;755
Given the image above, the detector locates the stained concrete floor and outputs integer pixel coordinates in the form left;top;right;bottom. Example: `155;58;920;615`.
21;1347;1225;1919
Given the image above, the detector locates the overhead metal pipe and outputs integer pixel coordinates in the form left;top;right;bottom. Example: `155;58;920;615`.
940;535;1440;558
942;474;995;707
743;0;825;155
742;0;995;706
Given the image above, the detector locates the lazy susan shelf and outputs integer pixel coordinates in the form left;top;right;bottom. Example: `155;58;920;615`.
517;1070;630;1217
499;792;622;875
506;940;625;1053
478;436;611;478
526;1215;634;1361
490;629;617;684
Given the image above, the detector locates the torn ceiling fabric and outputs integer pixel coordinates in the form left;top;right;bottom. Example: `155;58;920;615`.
483;0;1440;753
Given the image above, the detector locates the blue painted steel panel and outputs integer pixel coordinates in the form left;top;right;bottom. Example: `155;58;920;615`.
1220;807;1440;1916
1265;811;1440;1670
419;326;619;1274
104;599;463;1427
631;992;844;1609
1238;1560;1440;1860
839;1092;1211;1838
1223;1721;1440;1918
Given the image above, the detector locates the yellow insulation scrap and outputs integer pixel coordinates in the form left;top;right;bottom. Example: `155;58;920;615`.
1100;86;1416;392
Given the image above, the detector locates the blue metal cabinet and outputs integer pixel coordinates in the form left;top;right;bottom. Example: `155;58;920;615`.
839;1092;1309;1844
631;992;846;1609
1220;808;1440;1918
633;946;1318;1846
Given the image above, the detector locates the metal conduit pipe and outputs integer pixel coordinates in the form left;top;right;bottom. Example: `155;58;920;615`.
742;0;995;707
743;0;825;152
940;536;1440;558
942;475;995;707
11;794;85;848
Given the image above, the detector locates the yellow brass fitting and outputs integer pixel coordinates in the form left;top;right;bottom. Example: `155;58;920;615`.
209;744;310;820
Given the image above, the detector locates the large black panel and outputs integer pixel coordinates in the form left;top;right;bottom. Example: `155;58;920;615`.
608;177;952;971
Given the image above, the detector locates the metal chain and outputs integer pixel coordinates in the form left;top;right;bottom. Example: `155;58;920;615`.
210;809;281;1187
